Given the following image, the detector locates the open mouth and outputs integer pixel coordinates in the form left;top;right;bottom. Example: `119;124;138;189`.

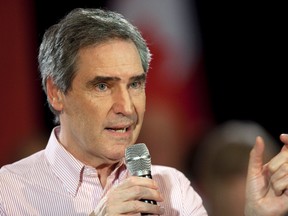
106;127;129;133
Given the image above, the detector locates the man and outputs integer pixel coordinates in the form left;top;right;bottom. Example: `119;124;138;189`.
0;8;205;215
0;8;288;216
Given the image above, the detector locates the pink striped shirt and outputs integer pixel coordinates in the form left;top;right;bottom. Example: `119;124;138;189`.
0;127;207;215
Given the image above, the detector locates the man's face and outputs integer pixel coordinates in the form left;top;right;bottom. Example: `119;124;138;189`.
57;39;146;166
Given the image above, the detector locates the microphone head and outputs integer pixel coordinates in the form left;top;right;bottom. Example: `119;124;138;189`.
125;143;151;176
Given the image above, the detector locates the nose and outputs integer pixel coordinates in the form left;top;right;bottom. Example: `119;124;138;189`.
112;88;134;115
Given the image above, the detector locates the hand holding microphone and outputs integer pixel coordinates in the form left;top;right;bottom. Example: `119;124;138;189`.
93;143;164;216
125;143;157;206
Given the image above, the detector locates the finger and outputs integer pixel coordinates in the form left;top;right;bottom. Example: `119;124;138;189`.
247;136;265;179
268;149;288;174
131;176;159;189
109;176;163;202
110;200;164;215
270;170;288;196
112;184;164;203
280;134;288;149
118;176;159;190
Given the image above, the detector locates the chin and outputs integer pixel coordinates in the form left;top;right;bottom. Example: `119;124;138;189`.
111;148;126;160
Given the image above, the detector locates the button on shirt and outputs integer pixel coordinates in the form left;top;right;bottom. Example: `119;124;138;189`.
0;127;207;215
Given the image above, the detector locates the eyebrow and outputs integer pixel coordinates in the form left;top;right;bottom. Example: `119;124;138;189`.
130;73;147;83
86;73;146;87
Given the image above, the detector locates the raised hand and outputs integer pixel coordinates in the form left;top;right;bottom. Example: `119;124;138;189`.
245;134;288;216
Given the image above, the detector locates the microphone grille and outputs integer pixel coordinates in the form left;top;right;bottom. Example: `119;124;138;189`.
125;143;151;176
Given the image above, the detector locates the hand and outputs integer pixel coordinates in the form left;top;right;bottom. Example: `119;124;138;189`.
245;134;288;216
93;176;164;215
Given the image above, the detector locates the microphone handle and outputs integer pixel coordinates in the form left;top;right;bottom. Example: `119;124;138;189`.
138;174;157;215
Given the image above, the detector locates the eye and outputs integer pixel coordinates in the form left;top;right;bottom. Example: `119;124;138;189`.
96;83;108;91
130;80;143;89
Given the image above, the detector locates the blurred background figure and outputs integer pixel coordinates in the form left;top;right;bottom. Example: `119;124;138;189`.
186;120;281;216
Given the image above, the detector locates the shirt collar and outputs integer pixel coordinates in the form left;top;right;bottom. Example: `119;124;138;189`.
44;126;129;196
45;126;84;197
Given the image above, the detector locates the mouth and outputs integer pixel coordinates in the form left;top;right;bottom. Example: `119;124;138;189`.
106;127;129;133
105;124;133;134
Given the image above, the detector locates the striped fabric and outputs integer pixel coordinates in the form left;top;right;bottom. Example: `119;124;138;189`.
0;127;207;216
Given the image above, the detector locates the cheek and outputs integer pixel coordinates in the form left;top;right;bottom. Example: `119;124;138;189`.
64;95;104;120
135;96;146;127
135;95;146;117
86;99;109;119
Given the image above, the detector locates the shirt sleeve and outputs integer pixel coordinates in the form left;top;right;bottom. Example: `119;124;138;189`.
0;206;7;216
0;197;7;216
171;169;208;216
175;168;208;216
0;180;7;216
152;165;207;216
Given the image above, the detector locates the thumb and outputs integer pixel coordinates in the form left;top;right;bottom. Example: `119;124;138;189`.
247;136;265;179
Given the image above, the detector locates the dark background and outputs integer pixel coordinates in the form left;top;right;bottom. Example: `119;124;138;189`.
34;1;287;144
195;1;287;142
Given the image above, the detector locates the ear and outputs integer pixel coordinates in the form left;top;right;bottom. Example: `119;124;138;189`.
46;77;64;112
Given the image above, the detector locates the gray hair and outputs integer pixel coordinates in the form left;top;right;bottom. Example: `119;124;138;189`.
38;8;152;124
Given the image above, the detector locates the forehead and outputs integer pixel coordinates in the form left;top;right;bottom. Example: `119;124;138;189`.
75;39;143;78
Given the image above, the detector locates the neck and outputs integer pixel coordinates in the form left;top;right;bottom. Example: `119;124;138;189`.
96;162;119;187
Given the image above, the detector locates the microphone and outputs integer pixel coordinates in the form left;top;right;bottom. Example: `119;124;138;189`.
125;143;157;214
